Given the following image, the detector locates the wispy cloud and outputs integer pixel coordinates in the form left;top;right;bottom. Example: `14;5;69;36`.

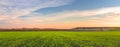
16;6;120;28
18;6;120;23
0;0;120;28
0;0;72;20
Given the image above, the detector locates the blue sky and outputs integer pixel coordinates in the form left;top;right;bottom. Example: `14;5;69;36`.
35;0;120;14
0;0;120;29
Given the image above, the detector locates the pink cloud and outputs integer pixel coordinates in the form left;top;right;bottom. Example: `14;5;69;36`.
1;6;120;28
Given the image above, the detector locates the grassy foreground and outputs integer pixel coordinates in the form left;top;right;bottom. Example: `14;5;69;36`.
0;31;120;47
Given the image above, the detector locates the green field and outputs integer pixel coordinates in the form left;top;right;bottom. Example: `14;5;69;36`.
0;31;120;47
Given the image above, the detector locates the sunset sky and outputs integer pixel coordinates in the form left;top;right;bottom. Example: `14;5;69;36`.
0;0;120;29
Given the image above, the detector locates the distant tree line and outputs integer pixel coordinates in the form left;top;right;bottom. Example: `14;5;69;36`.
0;27;120;31
72;27;120;31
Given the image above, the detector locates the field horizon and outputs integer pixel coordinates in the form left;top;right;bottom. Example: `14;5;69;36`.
1;0;120;47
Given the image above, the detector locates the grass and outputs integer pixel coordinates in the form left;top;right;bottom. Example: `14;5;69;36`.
0;31;120;47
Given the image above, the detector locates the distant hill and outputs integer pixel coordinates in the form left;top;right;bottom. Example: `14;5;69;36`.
0;27;120;31
72;27;120;31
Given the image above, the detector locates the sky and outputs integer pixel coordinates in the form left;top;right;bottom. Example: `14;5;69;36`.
0;0;120;29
